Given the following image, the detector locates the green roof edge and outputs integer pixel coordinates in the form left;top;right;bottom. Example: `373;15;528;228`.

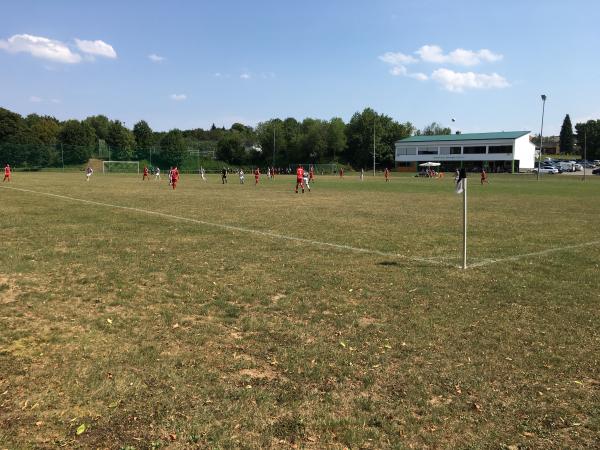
397;131;531;143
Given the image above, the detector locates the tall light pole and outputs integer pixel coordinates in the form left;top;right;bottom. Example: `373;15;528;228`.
537;94;547;181
373;120;376;176
584;131;587;181
272;126;276;167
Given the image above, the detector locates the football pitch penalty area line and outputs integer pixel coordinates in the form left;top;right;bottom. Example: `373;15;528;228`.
1;185;450;268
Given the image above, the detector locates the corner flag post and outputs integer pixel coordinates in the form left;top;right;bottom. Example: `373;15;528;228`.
463;177;467;269
456;168;468;269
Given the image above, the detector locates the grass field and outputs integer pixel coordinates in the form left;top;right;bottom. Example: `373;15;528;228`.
1;172;599;449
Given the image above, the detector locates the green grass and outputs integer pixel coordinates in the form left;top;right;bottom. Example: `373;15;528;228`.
0;172;599;449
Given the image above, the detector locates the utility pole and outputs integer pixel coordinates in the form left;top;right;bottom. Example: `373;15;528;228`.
61;143;64;171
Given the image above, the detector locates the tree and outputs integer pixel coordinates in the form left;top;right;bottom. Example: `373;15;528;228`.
216;133;245;164
106;120;135;160
326;118;346;162
58;120;96;164
84;115;110;141
300;118;327;163
27;115;60;145
559;114;574;154
345;108;413;169
256;119;283;165
417;122;451;136
575;120;600;160
0;107;25;142
133;120;154;159
160;129;187;166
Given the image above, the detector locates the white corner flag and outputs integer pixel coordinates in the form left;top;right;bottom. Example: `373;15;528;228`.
456;168;466;194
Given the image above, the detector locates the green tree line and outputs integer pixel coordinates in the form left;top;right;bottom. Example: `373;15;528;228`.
17;105;584;169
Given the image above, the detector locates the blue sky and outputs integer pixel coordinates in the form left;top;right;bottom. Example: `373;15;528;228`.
1;0;599;134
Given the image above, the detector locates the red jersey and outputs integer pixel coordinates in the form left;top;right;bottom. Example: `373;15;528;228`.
172;168;179;180
296;167;304;180
143;167;149;174
254;169;260;177
4;165;10;175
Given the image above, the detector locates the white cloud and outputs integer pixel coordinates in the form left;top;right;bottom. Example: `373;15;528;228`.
240;72;251;79
50;98;61;103
75;39;117;59
169;94;187;101
379;51;417;66
416;45;502;66
389;65;407;76
148;53;164;62
29;95;42;102
431;68;509;92
408;72;428;81
0;34;81;63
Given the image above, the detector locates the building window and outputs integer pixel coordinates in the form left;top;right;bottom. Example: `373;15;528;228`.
488;145;513;154
405;147;417;155
439;146;450;155
450;146;462;154
463;146;486;154
418;146;438;155
396;148;406;156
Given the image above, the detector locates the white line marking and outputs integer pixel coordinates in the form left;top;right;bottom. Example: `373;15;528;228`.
468;240;600;268
1;185;451;267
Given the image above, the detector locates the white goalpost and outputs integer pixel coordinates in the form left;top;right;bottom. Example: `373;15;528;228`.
102;161;140;174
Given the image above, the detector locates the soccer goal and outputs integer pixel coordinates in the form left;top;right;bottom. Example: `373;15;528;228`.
102;161;140;174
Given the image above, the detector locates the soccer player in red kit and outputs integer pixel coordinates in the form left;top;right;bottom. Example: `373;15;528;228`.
254;167;260;185
295;166;304;193
309;165;315;183
142;166;149;180
3;164;10;182
384;167;390;182
171;166;179;189
339;167;344;178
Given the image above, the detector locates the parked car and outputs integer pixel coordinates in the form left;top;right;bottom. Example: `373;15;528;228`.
533;166;559;174
556;162;574;172
592;167;600;175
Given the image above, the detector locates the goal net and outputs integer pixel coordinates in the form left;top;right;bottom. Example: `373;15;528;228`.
102;161;140;174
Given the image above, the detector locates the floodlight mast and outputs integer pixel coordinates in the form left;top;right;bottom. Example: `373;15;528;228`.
373;120;376;176
537;94;547;181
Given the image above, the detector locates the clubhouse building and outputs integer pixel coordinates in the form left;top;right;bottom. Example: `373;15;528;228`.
394;131;536;173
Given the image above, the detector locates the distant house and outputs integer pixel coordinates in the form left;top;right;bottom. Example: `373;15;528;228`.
533;136;560;155
395;131;536;173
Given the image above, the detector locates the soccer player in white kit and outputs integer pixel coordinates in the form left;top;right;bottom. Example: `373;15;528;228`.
302;170;311;192
85;166;93;181
200;167;207;182
155;167;161;180
239;169;245;184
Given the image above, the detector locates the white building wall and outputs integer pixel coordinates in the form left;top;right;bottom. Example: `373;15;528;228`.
513;134;536;170
395;133;536;171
